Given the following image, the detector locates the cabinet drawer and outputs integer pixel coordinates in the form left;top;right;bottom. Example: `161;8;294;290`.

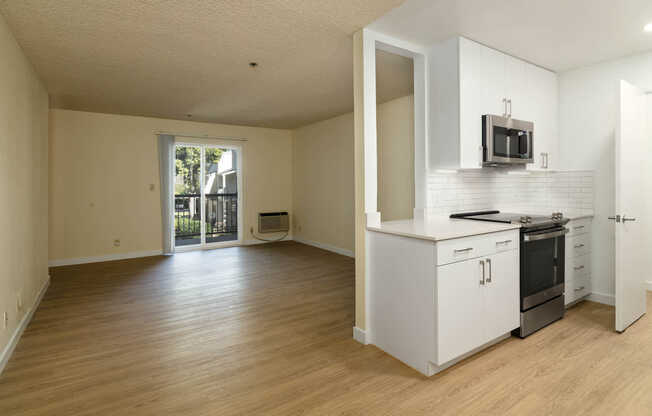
566;219;591;237
570;274;591;300
485;231;519;253
436;230;518;266
566;234;590;258
566;254;590;279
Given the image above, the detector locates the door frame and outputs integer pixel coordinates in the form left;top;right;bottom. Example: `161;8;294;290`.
173;141;243;251
614;79;648;332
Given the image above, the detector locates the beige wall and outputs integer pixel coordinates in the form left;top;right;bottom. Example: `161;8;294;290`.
0;15;49;356
377;94;415;221
292;112;355;253
292;94;415;254
49;109;293;262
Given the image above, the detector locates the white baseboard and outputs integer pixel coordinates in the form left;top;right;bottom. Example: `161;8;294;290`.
293;237;355;258
588;291;615;306
353;326;367;344
50;238;302;266
0;275;50;375
243;235;293;246
48;250;164;267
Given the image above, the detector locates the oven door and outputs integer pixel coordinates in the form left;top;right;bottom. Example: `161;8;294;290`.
483;115;534;165
521;227;568;311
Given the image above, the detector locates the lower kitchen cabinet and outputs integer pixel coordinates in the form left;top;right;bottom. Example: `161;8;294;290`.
565;217;593;305
368;228;520;376
437;249;518;365
437;258;486;364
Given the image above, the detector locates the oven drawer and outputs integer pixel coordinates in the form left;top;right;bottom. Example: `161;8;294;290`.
436;229;518;266
566;234;590;258
566;218;591;237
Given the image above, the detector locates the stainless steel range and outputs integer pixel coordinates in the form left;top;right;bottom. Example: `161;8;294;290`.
450;210;569;337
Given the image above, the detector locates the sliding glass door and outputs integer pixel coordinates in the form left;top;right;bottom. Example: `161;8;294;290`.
174;144;240;248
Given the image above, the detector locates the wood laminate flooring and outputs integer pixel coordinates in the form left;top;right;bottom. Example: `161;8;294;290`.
1;241;650;415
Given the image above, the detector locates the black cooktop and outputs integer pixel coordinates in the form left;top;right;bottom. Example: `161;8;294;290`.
450;210;568;230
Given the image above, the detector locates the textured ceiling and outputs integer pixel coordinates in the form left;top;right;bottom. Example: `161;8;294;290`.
0;0;407;128
369;0;652;72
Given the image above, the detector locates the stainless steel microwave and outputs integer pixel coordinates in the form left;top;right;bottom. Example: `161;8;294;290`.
482;115;534;166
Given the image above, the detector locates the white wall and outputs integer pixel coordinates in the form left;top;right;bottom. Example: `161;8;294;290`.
559;51;652;298
427;170;593;216
0;14;49;361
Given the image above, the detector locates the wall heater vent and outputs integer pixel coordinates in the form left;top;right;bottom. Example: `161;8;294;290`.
258;212;289;233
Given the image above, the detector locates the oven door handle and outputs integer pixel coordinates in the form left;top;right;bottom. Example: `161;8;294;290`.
523;228;569;242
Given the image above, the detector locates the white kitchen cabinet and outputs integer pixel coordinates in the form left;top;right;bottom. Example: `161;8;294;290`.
458;38;507;168
437;258;487;364
484;250;520;340
565;217;593;305
369;227;520;376
526;65;559;171
437;248;519;365
430;36;559;170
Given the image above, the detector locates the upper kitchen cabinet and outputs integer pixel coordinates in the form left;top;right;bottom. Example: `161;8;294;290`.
429;37;559;170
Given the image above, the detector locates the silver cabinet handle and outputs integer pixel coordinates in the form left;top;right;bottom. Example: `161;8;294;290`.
575;286;585;292
480;260;485;285
608;215;621;223
454;247;474;253
574;265;585;271
507;99;512;118
502;98;507;117
496;239;512;245
540;152;546;169
622;216;636;223
574;225;585;230
574;244;585;249
486;258;492;283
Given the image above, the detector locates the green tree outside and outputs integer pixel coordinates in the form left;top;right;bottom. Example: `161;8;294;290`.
175;147;223;194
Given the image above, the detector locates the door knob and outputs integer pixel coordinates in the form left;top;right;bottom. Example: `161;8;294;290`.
608;215;621;223
622;216;636;223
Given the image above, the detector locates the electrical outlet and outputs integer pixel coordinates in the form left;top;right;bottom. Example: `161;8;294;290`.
113;239;121;247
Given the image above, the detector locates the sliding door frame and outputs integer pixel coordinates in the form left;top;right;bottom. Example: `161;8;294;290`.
173;141;243;252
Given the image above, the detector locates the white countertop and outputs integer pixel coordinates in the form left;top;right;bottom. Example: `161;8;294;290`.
563;210;594;220
367;216;521;242
367;210;593;242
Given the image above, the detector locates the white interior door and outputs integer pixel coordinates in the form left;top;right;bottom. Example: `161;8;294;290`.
615;80;648;332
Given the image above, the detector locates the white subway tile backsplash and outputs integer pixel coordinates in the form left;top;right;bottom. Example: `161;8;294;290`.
426;170;594;216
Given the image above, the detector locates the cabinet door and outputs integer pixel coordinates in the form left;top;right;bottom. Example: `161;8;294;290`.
437;258;487;364
527;65;559;170
459;38;506;168
484;250;520;341
504;55;531;121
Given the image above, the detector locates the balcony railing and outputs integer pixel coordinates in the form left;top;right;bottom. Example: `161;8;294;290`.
174;193;238;245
